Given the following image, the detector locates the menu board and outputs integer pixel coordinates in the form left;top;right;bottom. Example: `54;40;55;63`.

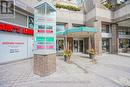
34;4;56;55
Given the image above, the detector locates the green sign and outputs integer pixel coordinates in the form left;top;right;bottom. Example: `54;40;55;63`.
36;37;45;42
46;37;54;42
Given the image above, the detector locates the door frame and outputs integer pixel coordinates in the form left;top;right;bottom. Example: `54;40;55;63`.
73;38;84;53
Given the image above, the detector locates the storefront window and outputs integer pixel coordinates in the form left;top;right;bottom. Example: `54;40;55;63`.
129;39;130;48
57;40;64;51
102;24;110;33
118;28;130;35
28;16;34;29
102;39;110;52
119;39;130;48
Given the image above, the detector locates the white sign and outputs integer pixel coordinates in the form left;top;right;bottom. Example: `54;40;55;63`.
34;2;56;55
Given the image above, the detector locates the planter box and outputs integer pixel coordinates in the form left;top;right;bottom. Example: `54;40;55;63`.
89;54;95;59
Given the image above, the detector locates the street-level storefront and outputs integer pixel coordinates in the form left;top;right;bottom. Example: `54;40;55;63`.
57;37;88;53
56;26;97;54
101;23;111;53
56;38;84;53
0;22;34;64
118;27;130;53
119;39;130;48
119;39;130;53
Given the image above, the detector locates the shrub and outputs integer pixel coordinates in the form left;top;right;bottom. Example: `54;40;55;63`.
55;3;81;11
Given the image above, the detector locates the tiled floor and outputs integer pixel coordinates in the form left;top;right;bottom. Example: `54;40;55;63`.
0;53;130;87
118;52;130;57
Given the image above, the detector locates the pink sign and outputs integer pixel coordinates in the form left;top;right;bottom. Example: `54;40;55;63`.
37;45;45;49
46;29;53;33
46;45;54;49
38;30;45;33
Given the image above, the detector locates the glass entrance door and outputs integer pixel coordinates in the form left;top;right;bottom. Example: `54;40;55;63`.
73;40;78;52
102;39;110;52
79;40;83;52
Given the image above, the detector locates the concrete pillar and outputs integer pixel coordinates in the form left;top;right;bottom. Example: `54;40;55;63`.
111;24;119;54
94;20;102;55
78;40;80;52
109;39;112;53
64;23;73;49
89;35;92;50
67;37;73;51
84;38;89;53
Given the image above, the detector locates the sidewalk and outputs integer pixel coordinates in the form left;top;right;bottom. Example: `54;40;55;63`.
118;53;130;57
72;53;130;87
0;53;130;87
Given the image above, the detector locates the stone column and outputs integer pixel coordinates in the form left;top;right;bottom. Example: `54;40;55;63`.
33;54;56;77
109;39;112;53
64;23;73;49
94;20;102;55
84;38;89;53
111;24;119;54
89;35;92;50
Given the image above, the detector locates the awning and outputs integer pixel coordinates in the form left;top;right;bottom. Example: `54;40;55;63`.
56;31;64;36
56;26;97;36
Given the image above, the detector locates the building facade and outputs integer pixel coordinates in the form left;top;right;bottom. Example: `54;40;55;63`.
0;0;34;63
56;0;130;54
0;0;130;63
84;0;130;54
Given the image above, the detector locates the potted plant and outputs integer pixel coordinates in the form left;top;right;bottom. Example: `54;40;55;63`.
87;48;96;59
64;49;67;62
87;48;97;64
63;49;72;62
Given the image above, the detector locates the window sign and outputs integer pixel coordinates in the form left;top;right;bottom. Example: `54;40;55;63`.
28;16;34;29
34;1;56;55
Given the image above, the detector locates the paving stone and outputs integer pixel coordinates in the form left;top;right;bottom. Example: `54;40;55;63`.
0;53;130;87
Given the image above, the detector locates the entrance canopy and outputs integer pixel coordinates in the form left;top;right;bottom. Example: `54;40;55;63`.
56;26;97;37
